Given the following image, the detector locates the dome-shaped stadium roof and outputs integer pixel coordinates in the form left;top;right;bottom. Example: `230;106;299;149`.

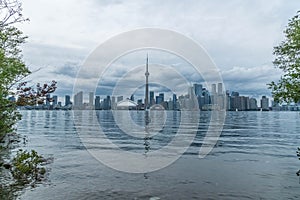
116;99;137;109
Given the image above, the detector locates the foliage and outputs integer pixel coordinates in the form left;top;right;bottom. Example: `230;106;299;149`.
11;149;46;184
268;11;300;103
0;1;30;141
16;80;57;106
0;0;57;141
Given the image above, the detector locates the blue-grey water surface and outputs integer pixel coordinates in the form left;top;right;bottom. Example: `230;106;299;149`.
17;110;300;199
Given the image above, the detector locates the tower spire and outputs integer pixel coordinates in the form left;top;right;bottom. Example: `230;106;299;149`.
145;54;149;109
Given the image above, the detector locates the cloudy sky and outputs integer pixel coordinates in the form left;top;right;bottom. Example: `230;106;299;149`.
16;0;300;103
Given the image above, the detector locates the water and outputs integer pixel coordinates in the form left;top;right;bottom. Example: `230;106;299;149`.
16;110;300;199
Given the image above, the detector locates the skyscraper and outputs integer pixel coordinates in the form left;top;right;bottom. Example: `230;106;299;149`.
74;91;83;108
217;83;223;95
173;94;177;110
52;95;58;105
211;84;217;94
145;55;150;109
156;93;164;104
261;96;269;111
65;95;71;106
150;91;155;106
193;83;202;97
46;94;51;106
249;98;258;110
95;96;101;110
89;92;94;106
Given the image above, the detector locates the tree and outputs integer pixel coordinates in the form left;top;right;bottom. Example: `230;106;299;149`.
268;11;300;103
0;0;30;140
0;0;57;141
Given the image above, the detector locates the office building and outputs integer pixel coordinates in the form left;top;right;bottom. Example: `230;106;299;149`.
89;92;94;107
65;95;71;106
74;91;83;108
218;83;223;95
52;95;58;105
193;83;203;97
150;91;155;106
249;98;258;110
261;96;269;111
95;96;101;110
211;84;217;94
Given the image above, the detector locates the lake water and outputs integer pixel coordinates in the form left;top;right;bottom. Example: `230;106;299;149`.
16;110;300;199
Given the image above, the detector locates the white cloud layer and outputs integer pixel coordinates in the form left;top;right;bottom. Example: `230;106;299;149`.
15;0;300;102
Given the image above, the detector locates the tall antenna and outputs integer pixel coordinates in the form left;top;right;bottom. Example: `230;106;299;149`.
145;54;149;109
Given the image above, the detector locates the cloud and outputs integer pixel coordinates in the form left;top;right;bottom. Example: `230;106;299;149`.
221;64;283;97
15;0;300;103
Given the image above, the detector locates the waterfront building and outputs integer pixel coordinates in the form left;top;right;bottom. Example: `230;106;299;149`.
95;96;101;110
116;99;137;110
172;94;177;110
65;95;71;106
103;95;111;110
211;84;217;94
52;95;58;105
156;94;164;104
111;96;116;110
89;92;94;107
150;91;155;106
217;83;223;95
203;89;210;105
74;91;83;108
130;94;134;102
193;83;203;97
46;94;51;106
261;96;269;111
249;98;258;110
117;96;123;102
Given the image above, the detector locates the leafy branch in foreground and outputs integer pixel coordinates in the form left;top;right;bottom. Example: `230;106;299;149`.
268;11;300;103
11;149;47;185
16;80;57;106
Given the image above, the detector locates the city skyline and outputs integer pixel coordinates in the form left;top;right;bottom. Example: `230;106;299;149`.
40;83;298;111
36;54;297;111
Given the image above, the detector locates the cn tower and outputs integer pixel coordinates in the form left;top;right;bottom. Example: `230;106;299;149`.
145;54;149;109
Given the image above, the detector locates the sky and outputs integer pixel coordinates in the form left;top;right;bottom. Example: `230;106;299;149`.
16;0;300;103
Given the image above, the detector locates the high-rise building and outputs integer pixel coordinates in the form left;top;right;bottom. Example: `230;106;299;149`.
46;94;51;106
249;98;258;110
203;89;210;105
261;96;269;111
211;84;217;94
117;96;123;102
156;93;164;104
52;95;58;105
150;91;155;106
65;95;71;106
111;96;116;110
103;95;111;110
74;91;83;108
89;92;94;106
130;94;134;102
95;96;101;110
217;83;223;95
231;91;239;97
172;94;177;110
193;83;203;97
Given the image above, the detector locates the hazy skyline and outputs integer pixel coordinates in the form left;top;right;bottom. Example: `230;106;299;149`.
16;0;300;102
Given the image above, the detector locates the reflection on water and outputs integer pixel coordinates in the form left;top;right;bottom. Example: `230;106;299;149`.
17;110;300;199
